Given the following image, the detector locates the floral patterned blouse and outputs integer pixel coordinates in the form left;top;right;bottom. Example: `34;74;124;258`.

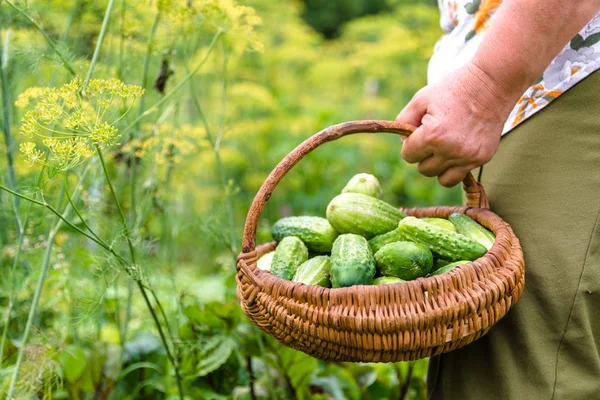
428;0;600;135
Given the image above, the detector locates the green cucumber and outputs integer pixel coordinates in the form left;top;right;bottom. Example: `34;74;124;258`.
270;236;309;280
432;258;450;272
368;228;408;253
429;260;470;276
421;217;457;232
398;217;487;262
271;216;338;253
373;276;406;285
330;234;376;288
374;241;433;280
448;213;496;250
292;256;331;287
326;193;406;239
341;173;383;198
256;251;275;271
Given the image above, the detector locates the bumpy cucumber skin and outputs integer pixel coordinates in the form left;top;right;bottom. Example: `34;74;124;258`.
368;228;409;253
421;217;457;232
256;251;275;271
373;276;406;285
341;173;383;199
326;193;407;239
398;217;487;262
330;234;376;288
448;213;496;250
374;241;433;280
271;216;338;253
429;260;469;276
292;256;331;287
270;237;309;280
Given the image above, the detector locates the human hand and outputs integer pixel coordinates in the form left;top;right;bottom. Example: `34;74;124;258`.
396;61;518;187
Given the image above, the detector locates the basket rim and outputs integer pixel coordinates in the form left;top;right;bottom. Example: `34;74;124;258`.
237;205;518;296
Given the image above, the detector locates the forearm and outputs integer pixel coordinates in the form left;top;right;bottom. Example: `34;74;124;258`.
472;0;600;105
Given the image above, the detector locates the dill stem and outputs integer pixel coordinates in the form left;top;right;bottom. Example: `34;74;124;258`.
122;8;161;347
6;184;67;398
0;202;30;366
4;0;77;77
122;30;223;136
96;146;184;399
0;30;19;216
83;0;116;88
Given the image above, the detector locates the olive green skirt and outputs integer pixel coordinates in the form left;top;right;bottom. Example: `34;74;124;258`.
427;71;600;399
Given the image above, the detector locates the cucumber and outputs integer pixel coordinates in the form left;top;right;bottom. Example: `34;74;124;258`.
448;213;496;250
271;216;338;253
397;217;487;262
270;236;309;280
374;241;433;280
373;276;405;285
256;251;275;271
330;234;376;288
341;173;383;198
421;217;457;232
368;228;408;253
429;260;470;276
326;193;407;239
292;256;331;287
432;258;450;272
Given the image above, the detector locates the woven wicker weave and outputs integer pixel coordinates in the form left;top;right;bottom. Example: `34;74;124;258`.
236;120;525;362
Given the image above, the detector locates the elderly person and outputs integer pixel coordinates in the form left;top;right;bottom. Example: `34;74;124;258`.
396;1;600;398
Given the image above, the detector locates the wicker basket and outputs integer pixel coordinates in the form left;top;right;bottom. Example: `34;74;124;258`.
236;120;525;362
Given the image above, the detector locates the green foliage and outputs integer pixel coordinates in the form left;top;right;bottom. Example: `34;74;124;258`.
0;0;455;398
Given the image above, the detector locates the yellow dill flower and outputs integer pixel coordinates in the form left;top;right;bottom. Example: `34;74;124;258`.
15;78;143;175
90;121;120;148
20;142;46;166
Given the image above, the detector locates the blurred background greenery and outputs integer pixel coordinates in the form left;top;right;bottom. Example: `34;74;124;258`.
0;0;461;398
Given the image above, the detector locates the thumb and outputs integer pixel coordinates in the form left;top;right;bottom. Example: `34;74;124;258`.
396;89;428;129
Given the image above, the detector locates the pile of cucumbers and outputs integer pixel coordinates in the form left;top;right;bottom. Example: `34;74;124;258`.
257;173;496;288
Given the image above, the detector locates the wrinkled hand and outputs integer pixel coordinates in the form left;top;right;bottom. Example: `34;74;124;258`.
396;61;516;187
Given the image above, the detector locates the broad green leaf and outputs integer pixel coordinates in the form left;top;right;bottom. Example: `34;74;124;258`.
196;335;236;377
117;362;162;381
183;305;227;331
275;346;319;399
57;345;87;383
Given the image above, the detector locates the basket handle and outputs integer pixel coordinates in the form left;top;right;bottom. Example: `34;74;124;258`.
241;120;489;253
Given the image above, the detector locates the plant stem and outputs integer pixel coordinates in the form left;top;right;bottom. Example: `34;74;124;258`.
0;183;114;251
215;46;237;257
0;30;19;211
256;330;277;400
0;201;31;365
4;0;77;77
6;183;67;398
122;30;223;136
117;0;126;79
131;7;160;215
83;0;116;88
186;60;236;257
398;362;414;400
95;147;184;399
136;281;184;398
95;147;137;265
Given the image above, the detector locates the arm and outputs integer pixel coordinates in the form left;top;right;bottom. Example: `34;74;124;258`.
396;0;600;187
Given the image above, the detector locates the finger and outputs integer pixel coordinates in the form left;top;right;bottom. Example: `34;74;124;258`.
437;166;470;188
396;91;427;128
401;126;433;164
417;155;452;177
